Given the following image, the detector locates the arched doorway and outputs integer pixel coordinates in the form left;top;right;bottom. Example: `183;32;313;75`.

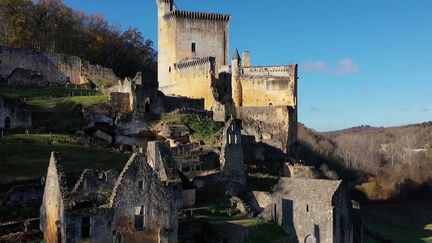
144;99;151;113
305;235;317;243
4;117;11;129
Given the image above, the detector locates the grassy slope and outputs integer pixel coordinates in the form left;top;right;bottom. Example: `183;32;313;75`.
362;202;432;243
0;84;98;99
27;95;107;112
0;135;129;184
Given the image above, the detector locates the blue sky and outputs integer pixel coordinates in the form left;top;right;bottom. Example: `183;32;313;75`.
64;0;432;131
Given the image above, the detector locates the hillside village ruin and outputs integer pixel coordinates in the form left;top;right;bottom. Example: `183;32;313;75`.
0;0;361;242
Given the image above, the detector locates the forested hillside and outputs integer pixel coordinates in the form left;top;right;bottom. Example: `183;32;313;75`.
298;122;432;201
0;0;157;80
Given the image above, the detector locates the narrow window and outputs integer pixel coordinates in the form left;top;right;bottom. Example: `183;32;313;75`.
169;66;171;72
134;206;144;230
191;43;196;53
138;180;144;189
81;217;91;239
306;204;309;212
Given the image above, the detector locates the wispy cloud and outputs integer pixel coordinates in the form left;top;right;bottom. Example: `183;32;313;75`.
302;58;360;76
303;61;328;72
310;106;320;112
420;107;430;112
398;107;408;112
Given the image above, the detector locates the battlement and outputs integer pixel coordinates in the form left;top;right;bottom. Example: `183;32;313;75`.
174;56;215;70
163;10;230;22
242;65;297;76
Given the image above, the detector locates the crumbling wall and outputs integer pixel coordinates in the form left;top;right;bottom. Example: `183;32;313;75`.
238;65;297;107
0;46;118;85
40;152;67;243
0;46;84;85
220;118;245;184
109;154;178;242
259;178;352;243
71;169;118;195
110;92;131;112
0;96;32;128
237;106;297;153
82;61;118;84
64;208;114;243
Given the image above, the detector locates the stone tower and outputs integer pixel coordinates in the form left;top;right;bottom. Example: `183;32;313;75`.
231;49;242;107
157;0;176;90
156;0;230;99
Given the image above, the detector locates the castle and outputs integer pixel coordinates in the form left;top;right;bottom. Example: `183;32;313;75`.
156;0;298;153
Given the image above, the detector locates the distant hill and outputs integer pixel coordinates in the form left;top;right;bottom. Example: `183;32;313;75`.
321;125;385;139
297;121;432;201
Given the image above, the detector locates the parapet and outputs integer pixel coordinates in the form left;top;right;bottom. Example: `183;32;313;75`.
163;10;230;22
241;64;297;77
174;56;216;71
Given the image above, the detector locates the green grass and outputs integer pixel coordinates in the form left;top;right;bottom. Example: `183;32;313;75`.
159;112;223;143
180;204;288;243
362;202;432;243
248;219;290;243
0;141;129;184
2;134;86;145
27;95;107;112
0;83;98;99
87;75;113;88
27;95;108;132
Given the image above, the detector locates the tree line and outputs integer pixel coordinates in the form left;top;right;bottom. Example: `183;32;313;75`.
297;123;432;201
0;0;157;81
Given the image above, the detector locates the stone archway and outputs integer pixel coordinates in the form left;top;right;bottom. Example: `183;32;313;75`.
305;234;317;243
4;117;11;129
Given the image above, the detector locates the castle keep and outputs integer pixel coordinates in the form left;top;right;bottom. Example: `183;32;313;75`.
156;0;298;152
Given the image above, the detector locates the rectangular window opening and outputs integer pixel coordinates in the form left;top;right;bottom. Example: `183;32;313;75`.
191;43;196;53
81;217;91;239
138;180;144;190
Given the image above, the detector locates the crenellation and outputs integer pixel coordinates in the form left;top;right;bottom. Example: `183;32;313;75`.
163;10;231;22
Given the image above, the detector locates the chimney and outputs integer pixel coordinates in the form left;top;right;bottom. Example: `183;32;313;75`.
242;51;251;67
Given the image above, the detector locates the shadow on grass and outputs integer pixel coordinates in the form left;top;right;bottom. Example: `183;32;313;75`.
361;201;432;243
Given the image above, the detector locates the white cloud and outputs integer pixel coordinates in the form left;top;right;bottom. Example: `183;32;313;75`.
302;58;360;76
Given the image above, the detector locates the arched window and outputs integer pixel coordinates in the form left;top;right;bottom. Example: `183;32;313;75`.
305;235;317;243
4;117;11;129
144;99;151;113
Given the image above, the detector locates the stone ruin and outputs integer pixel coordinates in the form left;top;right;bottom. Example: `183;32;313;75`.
40;146;179;243
0;95;32;129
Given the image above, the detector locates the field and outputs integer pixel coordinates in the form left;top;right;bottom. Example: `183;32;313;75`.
362;202;432;243
0;134;129;184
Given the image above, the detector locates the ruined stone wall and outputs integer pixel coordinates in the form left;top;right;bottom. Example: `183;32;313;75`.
0;46;84;85
220;118;245;184
0;46;118;86
164;57;217;109
64;209;113;243
107;79;134;111
237;106;297;153
0;96;32;128
260;178;352;243
71;169;118;195
237;65;297;107
109;154;178;242
40;152;67;243
82;61;118;84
